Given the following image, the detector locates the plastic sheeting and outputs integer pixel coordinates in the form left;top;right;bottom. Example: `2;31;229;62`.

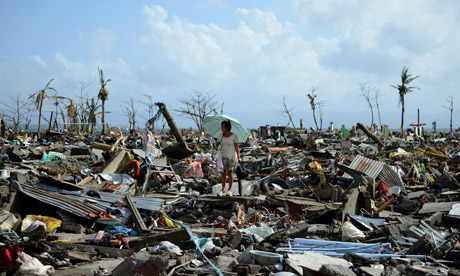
95;173;136;185
448;203;460;217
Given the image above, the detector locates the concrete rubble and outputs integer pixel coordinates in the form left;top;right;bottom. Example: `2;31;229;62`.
1;118;460;276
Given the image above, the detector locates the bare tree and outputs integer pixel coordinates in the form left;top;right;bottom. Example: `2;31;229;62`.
442;96;454;133
2;94;28;133
281;95;296;128
122;98;137;131
141;94;167;132
374;89;383;127
212;102;225;115
24;99;35;131
306;87;320;131
359;82;374;129
143;94;156;120
77;82;91;132
176;90;218;132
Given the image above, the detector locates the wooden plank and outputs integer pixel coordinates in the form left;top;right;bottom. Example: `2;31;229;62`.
77;175;94;185
101;150;127;174
128;228;189;249
91;142;112;151
74;244;132;258
126;194;148;233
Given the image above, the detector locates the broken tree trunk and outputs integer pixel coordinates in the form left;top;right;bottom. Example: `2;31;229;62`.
155;102;190;151
357;122;385;149
110;135;124;152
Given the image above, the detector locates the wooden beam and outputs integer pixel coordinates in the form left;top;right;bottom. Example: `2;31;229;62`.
126;194;148;233
91;142;112;151
357;122;385;149
77;175;94;185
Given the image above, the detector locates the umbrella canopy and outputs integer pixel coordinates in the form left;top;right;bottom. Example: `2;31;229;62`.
203;115;249;143
410;122;426;126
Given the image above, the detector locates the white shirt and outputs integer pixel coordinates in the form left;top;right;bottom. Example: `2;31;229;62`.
218;133;238;159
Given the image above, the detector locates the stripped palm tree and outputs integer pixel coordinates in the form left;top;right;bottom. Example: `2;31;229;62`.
392;66;419;134
85;97;102;134
49;93;67;130
66;99;79;133
29;79;56;131
98;67;111;134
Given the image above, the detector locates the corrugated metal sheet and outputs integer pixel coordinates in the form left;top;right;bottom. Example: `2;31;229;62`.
89;192;164;212
344;155;384;179
16;182;104;218
379;164;406;193
34;182;164;212
344;155;406;193
15;182;164;220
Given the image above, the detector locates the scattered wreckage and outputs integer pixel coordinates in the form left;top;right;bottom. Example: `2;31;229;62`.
1;116;460;276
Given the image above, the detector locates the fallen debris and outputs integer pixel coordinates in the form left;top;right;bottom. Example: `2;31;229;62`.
1;117;460;276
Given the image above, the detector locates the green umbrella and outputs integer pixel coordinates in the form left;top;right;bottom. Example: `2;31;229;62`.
203;115;249;143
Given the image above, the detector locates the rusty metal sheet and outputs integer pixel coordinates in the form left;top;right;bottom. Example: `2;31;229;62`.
343;155;384;179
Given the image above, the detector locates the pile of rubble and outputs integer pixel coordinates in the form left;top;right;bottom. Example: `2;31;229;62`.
1;118;460;276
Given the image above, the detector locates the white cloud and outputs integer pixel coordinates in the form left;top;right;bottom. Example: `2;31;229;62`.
138;5;326;103
29;55;46;66
2;1;460;129
139;5;233;86
235;8;289;37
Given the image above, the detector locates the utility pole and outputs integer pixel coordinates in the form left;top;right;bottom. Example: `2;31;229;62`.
417;108;420;136
442;96;454;133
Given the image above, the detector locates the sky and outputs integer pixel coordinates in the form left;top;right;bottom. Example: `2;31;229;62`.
1;0;459;131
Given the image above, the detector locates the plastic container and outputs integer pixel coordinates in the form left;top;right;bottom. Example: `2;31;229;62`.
389;186;401;196
250;250;283;265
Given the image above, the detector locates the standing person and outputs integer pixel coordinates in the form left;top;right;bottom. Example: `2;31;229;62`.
216;120;240;196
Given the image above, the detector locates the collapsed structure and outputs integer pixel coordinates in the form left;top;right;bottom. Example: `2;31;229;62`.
1;116;460;276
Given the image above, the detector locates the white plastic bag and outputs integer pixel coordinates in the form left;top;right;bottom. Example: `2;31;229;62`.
217;150;223;174
0;210;18;231
198;238;215;252
342;221;365;242
14;252;55;276
152;241;183;256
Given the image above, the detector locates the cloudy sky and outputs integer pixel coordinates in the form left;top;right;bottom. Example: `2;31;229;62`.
1;0;459;130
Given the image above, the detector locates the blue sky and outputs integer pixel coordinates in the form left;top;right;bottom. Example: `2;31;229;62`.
1;0;459;130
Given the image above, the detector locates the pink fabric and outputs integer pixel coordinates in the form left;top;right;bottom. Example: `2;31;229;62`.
185;161;203;177
145;131;154;147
